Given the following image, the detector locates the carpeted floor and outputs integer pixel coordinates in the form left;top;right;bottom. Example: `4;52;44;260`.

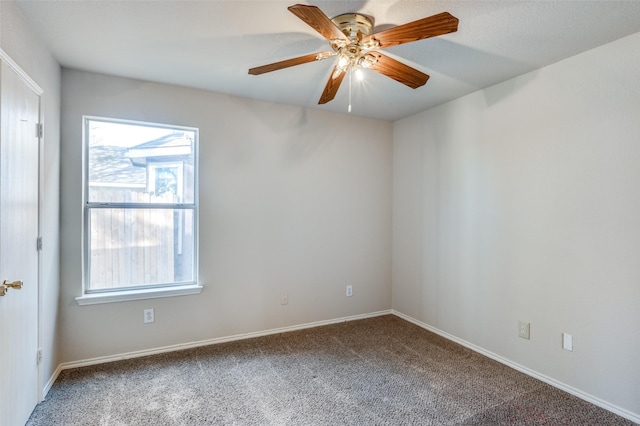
28;315;634;425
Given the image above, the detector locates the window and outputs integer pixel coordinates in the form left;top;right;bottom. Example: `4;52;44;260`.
77;117;200;305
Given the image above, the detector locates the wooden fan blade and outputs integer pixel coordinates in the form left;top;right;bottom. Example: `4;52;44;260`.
319;65;346;104
248;51;333;75
288;4;348;41
368;53;429;89
363;12;458;49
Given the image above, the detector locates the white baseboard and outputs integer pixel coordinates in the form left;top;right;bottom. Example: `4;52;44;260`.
41;363;63;400
56;309;392;371
391;310;640;424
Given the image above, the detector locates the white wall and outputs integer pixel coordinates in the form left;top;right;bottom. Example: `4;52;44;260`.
60;69;392;361
393;32;640;418
1;1;61;396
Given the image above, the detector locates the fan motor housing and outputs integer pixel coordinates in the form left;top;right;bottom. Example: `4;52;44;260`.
331;13;374;39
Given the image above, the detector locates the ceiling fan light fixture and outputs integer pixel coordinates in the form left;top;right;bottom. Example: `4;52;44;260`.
316;51;335;61
337;54;350;70
328;13;380;81
358;53;377;69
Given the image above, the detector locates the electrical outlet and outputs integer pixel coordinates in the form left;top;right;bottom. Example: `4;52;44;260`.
144;308;154;324
281;293;288;305
346;285;353;297
518;321;530;339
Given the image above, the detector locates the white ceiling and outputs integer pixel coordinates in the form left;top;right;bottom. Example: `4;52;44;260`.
16;1;640;121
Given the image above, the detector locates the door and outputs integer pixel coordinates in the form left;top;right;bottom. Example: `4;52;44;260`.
0;58;41;425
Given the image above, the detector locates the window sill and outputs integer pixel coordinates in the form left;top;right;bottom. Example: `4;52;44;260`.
75;284;203;306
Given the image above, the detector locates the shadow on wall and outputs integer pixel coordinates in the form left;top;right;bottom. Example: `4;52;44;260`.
236;97;343;163
482;69;539;107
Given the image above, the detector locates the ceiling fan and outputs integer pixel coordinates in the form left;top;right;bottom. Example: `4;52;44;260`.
248;4;459;105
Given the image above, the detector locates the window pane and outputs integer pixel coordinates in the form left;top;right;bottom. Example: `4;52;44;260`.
87;119;195;204
88;208;195;290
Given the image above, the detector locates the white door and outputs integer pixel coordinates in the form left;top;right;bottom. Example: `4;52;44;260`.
0;58;41;425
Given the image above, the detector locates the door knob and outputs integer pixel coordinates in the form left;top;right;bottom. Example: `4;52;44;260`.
2;280;22;290
0;286;6;297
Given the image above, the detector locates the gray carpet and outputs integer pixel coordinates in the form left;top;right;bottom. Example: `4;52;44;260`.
27;315;634;425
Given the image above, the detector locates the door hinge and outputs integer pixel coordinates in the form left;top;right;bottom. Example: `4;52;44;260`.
37;236;43;251
37;123;43;138
37;348;43;364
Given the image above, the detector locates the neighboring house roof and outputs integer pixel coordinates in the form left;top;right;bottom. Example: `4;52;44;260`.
89;131;193;186
126;132;193;167
89;145;146;185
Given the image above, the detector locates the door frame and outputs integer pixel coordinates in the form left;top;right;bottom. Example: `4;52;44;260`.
0;48;44;401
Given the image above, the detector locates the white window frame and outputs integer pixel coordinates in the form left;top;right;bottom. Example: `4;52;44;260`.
76;116;201;305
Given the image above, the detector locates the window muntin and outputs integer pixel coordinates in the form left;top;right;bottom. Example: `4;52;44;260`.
84;117;197;293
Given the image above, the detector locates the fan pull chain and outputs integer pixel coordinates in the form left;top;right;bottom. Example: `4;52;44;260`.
348;68;352;113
